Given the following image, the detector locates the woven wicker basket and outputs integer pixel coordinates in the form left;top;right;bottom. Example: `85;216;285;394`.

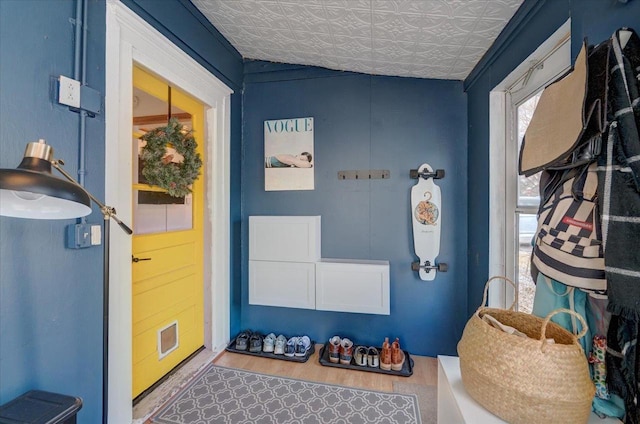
457;276;595;424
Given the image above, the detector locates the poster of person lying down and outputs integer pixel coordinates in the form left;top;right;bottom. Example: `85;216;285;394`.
264;117;314;191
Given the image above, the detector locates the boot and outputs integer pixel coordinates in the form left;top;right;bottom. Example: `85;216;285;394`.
391;338;405;371
380;337;392;370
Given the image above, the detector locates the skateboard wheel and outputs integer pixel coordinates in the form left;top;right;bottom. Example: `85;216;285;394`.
438;263;448;272
411;261;420;271
410;169;419;179
435;169;445;179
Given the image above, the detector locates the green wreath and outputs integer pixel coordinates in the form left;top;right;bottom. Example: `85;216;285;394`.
140;117;202;197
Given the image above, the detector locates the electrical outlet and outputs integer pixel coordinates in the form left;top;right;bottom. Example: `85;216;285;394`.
58;75;80;108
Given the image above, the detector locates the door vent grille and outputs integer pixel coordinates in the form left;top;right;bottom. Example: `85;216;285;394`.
158;321;179;359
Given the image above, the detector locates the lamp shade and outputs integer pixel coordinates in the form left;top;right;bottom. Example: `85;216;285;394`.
0;140;91;219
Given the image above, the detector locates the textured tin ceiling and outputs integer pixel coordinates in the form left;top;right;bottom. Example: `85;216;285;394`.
191;0;523;80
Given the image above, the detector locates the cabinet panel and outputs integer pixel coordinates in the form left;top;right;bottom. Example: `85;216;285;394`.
249;216;321;262
249;260;316;309
315;259;390;315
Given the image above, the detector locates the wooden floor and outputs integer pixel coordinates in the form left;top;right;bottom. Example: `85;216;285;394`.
213;344;438;392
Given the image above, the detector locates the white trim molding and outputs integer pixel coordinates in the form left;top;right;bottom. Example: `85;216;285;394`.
488;19;570;308
105;1;232;422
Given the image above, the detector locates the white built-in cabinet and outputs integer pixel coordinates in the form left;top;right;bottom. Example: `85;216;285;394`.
249;216;390;314
248;216;320;310
316;259;390;314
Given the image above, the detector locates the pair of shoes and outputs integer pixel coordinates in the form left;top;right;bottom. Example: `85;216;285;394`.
354;346;368;366
379;337;405;370
263;333;276;353
355;346;379;367
249;333;263;353
391;338;405;371
274;334;287;355
327;336;354;364
284;335;311;357
235;330;252;351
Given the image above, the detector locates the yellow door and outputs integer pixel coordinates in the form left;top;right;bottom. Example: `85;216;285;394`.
131;66;205;398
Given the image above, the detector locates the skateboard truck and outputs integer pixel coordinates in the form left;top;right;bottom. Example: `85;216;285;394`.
410;168;445;180
411;260;448;273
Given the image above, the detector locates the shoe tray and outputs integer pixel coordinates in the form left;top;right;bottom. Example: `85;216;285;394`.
318;342;413;377
225;338;316;363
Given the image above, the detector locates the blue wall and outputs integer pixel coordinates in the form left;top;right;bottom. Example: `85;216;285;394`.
241;65;468;356
0;1;106;422
465;0;640;316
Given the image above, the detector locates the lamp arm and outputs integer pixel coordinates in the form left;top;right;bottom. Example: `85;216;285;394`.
52;160;133;235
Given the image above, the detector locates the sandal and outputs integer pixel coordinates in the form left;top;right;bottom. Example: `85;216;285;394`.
235;330;251;351
354;346;368;366
367;347;379;368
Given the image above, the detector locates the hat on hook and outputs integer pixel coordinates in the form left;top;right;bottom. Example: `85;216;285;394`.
519;40;607;176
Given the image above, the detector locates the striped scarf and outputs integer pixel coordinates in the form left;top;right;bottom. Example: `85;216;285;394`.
597;29;640;318
596;28;640;424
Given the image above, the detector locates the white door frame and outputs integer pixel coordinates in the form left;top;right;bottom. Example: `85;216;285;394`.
488;19;570;308
105;2;232;422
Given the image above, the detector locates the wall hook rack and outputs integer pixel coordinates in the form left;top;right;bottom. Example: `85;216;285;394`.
338;169;390;180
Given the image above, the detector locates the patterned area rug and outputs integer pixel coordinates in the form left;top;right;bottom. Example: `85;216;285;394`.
392;382;436;424
151;365;422;424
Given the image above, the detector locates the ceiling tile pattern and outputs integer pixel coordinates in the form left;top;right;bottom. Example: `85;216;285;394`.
191;0;523;80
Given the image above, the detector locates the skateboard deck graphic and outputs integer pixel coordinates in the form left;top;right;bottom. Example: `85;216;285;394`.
411;164;446;280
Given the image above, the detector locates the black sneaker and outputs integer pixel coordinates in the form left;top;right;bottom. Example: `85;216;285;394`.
249;333;263;353
235;331;251;351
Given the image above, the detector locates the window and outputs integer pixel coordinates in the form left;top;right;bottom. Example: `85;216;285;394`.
488;20;571;310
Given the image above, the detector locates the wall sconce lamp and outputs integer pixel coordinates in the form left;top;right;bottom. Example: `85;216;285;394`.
0;139;131;233
0;139;132;424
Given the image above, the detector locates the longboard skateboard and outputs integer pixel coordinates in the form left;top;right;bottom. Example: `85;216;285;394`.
410;164;447;280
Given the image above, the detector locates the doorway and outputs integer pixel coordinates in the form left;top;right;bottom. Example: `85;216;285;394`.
106;2;232;422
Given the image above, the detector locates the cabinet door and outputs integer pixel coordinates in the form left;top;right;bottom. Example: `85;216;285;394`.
315;260;390;315
249;260;316;309
249;216;320;262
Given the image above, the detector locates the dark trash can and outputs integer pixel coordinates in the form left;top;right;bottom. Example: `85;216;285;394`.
0;391;82;424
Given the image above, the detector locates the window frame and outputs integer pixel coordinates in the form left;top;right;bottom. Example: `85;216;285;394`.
488;19;572;308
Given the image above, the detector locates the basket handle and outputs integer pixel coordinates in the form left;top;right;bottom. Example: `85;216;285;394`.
539;308;589;349
480;276;517;311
